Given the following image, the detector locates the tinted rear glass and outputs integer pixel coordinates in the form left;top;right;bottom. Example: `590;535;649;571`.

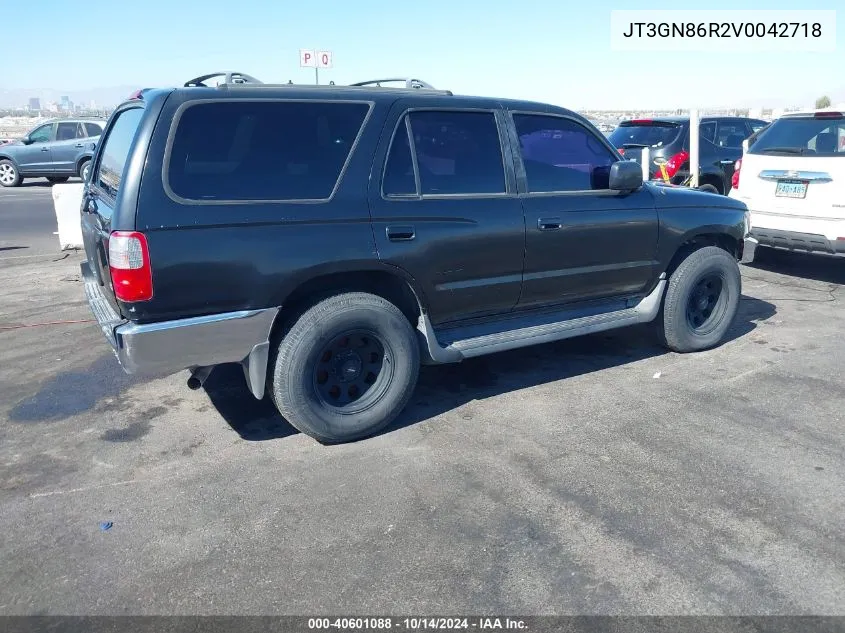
85;122;103;137
96;107;144;199
166;100;371;201
608;122;682;148
750;116;845;157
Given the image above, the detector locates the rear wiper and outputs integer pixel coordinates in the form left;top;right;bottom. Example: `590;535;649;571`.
621;143;648;149
759;147;806;155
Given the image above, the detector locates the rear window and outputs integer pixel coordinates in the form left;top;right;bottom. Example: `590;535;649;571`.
749;115;845;157
608;122;682;148
95;107;144;199
166;100;371;202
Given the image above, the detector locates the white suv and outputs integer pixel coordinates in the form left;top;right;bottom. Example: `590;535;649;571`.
729;110;845;257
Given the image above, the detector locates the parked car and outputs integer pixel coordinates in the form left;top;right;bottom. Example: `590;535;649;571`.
80;76;754;444
729;110;845;257
608;116;768;195
0;118;105;187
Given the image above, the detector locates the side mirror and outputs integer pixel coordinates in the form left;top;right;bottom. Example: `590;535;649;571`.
609;160;643;191
20;135;32;145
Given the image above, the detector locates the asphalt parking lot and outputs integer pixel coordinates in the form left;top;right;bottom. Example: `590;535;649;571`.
1;184;844;615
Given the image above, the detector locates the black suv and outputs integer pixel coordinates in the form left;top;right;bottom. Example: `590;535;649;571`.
609;116;768;195
80;73;755;443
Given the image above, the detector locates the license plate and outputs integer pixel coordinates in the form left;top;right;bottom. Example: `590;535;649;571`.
775;180;807;199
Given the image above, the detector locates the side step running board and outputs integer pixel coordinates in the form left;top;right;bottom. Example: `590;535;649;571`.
417;276;667;364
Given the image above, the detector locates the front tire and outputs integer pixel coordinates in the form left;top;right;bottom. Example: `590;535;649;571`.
0;159;21;187
659;246;741;353
269;292;420;443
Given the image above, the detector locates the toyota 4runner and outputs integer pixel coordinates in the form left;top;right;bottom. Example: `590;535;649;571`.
81;73;756;443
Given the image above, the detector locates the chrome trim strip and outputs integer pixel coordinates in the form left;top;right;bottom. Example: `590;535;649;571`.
758;170;832;183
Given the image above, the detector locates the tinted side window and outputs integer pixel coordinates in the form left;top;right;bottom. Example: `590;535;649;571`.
95;107;145;198
514;114;616;192
383;121;417;196
29;124;52;144
167;101;370;202
56;122;77;141
717;121;749;148
407;110;505;195
699;121;717;143
85;122;103;137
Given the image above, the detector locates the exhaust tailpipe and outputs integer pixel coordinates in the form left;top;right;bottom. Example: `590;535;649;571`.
187;366;214;390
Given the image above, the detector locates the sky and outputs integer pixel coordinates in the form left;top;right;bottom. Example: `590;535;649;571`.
5;0;844;110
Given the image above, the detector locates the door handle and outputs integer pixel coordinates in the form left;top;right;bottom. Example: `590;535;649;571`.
40;147;50;152
75;143;84;148
386;225;415;241
537;217;563;231
84;199;97;215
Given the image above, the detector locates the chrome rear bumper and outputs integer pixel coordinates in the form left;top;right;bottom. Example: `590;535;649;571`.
81;262;278;398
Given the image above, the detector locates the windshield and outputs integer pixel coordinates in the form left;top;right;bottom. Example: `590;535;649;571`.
608;122;682;148
749;116;845;157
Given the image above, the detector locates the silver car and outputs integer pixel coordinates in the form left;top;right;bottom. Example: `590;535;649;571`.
0;118;106;187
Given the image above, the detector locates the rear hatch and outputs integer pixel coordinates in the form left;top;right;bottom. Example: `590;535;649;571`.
81;104;147;318
608;119;684;166
737;112;845;221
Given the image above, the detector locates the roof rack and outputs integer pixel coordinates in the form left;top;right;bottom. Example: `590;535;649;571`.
350;78;438;90
203;74;452;95
185;72;263;87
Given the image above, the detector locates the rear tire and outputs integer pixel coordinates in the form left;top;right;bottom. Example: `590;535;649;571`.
78;159;91;182
269;292;420;443
47;176;69;184
659;246;741;353
0;159;21;187
697;183;719;194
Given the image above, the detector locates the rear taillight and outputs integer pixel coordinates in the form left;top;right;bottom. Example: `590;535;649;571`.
731;158;742;190
618;148;625;155
108;231;153;302
653;150;689;180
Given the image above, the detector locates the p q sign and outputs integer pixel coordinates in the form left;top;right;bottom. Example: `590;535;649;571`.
299;49;316;67
300;49;333;68
317;51;333;68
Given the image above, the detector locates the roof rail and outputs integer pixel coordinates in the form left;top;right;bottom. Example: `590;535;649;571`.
185;72;263;87
350;78;438;90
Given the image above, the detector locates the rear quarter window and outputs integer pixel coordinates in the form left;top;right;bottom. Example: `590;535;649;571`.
608;123;682;148
750;116;845;157
95;107;145;199
165;100;372;202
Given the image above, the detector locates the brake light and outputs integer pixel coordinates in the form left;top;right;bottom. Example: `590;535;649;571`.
731;158;742;189
653;150;689;180
108;231;153;302
814;111;843;119
631;119;653;124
